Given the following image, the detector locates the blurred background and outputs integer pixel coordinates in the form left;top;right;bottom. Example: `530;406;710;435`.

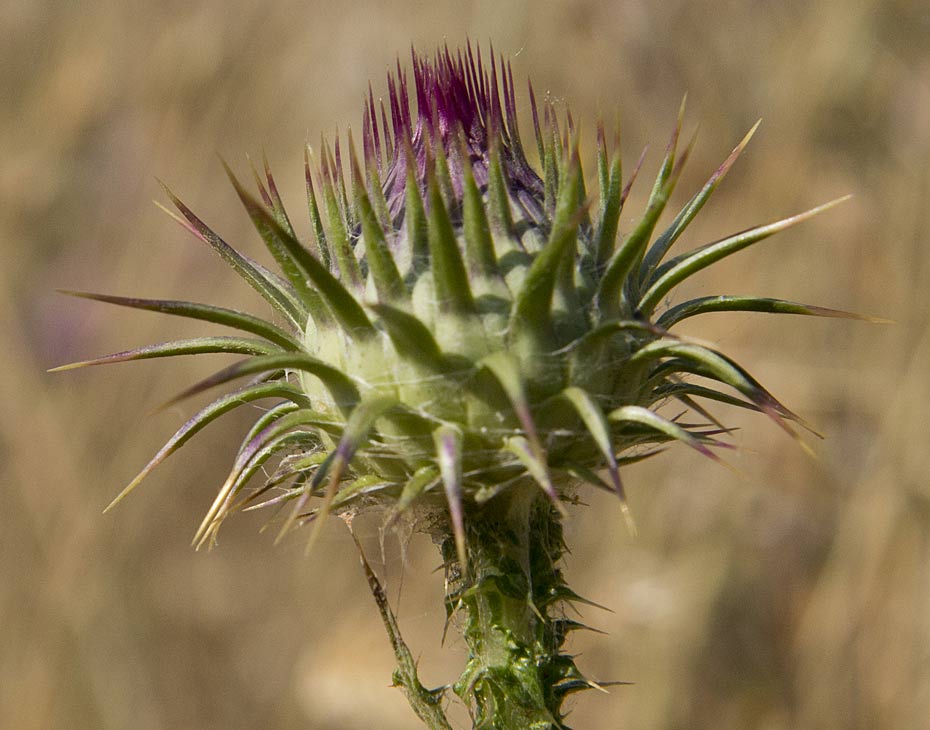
2;0;928;728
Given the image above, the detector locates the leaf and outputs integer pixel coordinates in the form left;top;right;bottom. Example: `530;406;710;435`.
593;136;623;268
349;141;407;303
505;435;565;515
223;160;325;314
103;382;308;513
321;144;364;291
566;318;665;353
608;405;721;463
639;121;760;284
198;430;317;547
260;153;296;236
460;139;502;282
223;169;375;337
510;150;586;337
631;339;818;441
487;139;515;236
648;382;762;414
160;352;359;413
656;295;887;329
401;138;429;274
49;336;282;371
558;386;632;530
368;303;445;371
434;424;467;570
304;144;331;268
597;108;691;315
157;186;303;325
282;395;399;553
637;196;852;315
426;162;475;315
59;291;302;351
195;406;332;548
395;465;441;514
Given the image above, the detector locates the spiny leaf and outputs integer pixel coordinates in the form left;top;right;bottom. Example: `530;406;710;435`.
608;405;721;463
427;161;476;315
597;118;693;316
260;451;330;491
321;144;364;291
631;339;817;440
49;336;282;372
224;170;375;337
434;424;467;570
349;138;407;303
638;196;851;315
402;138;429;274
510;149;585;336
199;429;317;546
479;352;533;436
648;382;762;414
460;138;502;283
196;406;330;548
161;352;359;413
286;396;399;554
103;382;307;513
157;187;303;325
395;465;441;514
196;401;306;546
566;318;665;353
223;160;325;314
639;120;760;285
59;291;302;351
304;144;331;267
369;303;445;371
594;131;623;268
486;139;515;237
480;351;567;517
505;435;565;515
657;295;887;329
559;387;633;532
261;152;297;236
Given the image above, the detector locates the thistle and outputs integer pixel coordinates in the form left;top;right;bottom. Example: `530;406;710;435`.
55;45;865;730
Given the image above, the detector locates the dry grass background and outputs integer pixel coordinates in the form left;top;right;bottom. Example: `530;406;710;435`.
2;1;928;728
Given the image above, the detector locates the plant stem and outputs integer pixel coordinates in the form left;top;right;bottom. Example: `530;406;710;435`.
440;484;587;730
352;530;453;730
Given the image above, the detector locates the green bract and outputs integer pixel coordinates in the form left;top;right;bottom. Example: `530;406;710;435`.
57;45;864;728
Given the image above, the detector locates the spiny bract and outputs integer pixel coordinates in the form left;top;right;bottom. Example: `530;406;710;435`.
58;45;855;559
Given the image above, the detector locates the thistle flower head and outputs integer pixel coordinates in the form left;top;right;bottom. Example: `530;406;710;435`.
57;45;857;558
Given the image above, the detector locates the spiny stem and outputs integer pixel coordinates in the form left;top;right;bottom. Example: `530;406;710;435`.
438;484;588;730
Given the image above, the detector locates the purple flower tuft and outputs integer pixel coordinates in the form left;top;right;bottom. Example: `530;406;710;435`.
362;44;545;228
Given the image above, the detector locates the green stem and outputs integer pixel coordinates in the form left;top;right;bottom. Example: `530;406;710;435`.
352;530;453;730
440;485;587;730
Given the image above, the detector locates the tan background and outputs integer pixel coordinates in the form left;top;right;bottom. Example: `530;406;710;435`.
2;1;928;728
